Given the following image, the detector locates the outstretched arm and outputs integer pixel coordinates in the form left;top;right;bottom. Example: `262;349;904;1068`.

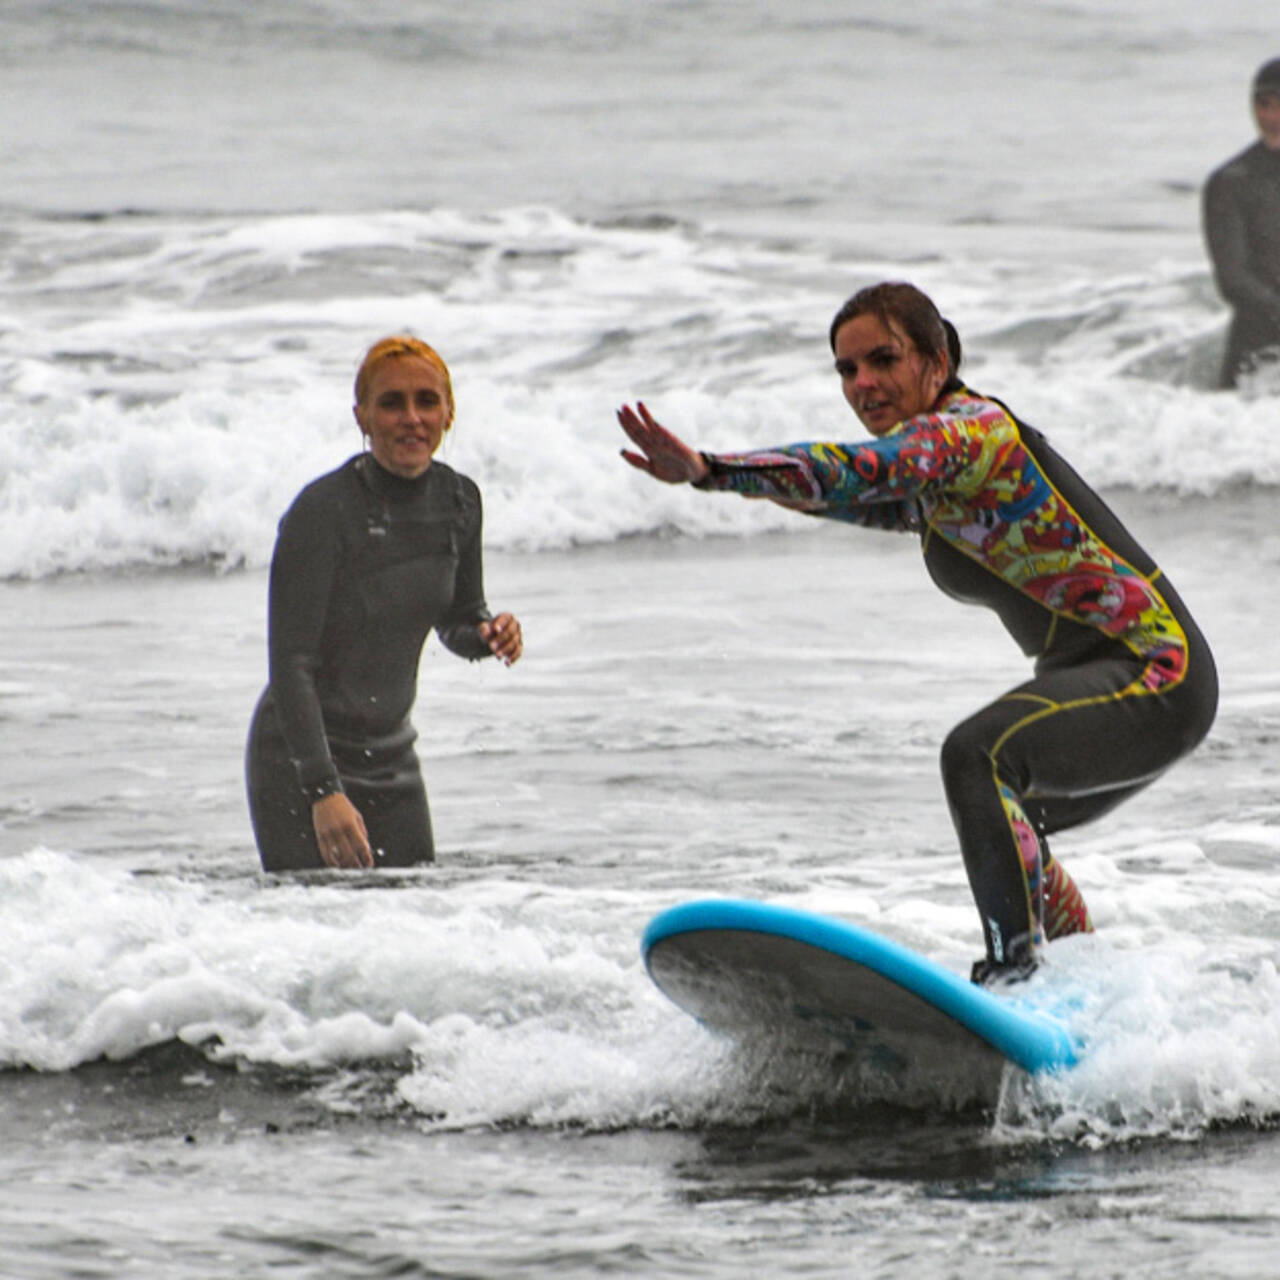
617;400;826;509
617;403;709;484
616;392;1014;530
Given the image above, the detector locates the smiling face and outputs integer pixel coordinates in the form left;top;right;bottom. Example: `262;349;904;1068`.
353;355;451;478
832;311;950;436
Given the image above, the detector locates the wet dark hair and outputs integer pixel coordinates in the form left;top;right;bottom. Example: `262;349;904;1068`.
828;281;963;390
1253;56;1280;98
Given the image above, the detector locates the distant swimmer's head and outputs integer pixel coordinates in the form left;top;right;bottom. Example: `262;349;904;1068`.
353;336;455;480
1253;58;1280;149
828;282;961;436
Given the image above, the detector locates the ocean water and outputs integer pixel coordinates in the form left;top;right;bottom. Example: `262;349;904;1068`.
3;1;1280;1276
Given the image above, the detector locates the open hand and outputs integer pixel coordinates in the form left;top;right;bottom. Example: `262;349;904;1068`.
617;403;709;485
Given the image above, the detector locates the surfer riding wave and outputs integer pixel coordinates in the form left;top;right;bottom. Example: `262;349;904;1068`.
617;282;1217;985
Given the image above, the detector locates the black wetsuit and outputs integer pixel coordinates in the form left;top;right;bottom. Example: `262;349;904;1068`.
695;387;1218;969
1203;140;1280;387
246;454;492;871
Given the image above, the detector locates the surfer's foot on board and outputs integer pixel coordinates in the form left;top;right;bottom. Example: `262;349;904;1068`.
970;935;1038;988
970;955;1037;988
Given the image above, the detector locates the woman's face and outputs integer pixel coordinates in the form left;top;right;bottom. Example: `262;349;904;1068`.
354;355;451;478
832;311;949;436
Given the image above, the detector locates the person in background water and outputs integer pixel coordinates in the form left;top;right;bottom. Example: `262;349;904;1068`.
246;336;522;872
617;282;1217;984
1203;56;1280;389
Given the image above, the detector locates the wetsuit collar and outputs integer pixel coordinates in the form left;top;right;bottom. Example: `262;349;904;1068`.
355;452;436;501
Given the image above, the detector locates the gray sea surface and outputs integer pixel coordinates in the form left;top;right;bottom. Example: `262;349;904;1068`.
2;2;1279;1276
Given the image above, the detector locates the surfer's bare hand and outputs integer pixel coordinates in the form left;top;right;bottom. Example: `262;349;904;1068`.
312;793;373;869
479;612;523;666
617;402;709;484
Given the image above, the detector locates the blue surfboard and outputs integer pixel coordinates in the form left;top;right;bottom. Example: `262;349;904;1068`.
642;899;1077;1076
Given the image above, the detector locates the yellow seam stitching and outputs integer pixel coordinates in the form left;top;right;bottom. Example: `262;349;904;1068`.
1041;613;1058;656
989;758;1041;943
988;681;1164;759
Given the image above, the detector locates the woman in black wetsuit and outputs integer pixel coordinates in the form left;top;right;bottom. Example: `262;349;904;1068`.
246;336;523;872
617;282;1217;984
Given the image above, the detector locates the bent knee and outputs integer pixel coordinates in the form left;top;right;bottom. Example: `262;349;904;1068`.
939;718;997;793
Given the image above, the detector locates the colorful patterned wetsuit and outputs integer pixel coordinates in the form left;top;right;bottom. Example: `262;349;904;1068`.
695;387;1218;969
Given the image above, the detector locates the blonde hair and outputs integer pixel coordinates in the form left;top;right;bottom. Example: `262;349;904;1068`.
353;336;455;428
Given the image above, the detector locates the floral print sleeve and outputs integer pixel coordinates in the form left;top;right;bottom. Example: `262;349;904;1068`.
695;389;1188;692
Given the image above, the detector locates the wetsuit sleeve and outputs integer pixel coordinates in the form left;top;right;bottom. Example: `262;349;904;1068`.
694;396;1016;526
267;490;344;800
1203;166;1280;318
435;480;493;660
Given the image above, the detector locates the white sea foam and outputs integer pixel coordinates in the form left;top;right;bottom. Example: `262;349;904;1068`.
5;846;1279;1141
1;206;1274;579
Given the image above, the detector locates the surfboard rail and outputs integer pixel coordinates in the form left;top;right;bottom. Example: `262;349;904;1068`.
642;898;1078;1075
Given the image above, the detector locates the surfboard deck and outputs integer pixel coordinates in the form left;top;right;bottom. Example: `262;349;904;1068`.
642;899;1077;1076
